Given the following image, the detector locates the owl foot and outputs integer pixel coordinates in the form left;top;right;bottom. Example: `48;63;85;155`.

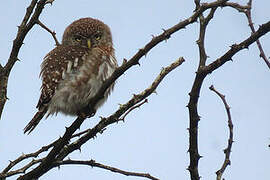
77;108;96;119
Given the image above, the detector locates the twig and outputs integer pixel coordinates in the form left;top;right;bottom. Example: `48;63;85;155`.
205;20;270;74
0;159;43;178
1;139;58;174
245;0;270;69
18;115;88;180
71;128;91;138
53;159;159;180
209;85;233;180
119;99;148;121
56;57;185;161
187;6;217;180
224;2;249;13
0;0;48;119
194;0;200;11
37;20;60;46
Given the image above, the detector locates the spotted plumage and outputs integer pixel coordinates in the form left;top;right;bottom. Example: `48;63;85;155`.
24;18;118;134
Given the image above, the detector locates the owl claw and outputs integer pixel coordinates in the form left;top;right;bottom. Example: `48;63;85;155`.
77;109;96;119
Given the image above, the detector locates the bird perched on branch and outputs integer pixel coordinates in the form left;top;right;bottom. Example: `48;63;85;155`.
24;17;118;134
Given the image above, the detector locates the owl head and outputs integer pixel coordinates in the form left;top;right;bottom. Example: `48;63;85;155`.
62;17;113;49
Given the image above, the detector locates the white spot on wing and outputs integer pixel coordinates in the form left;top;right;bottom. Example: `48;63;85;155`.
67;61;72;73
74;58;79;67
62;70;66;79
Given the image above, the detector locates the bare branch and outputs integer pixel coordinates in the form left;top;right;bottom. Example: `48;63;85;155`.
71;128;91;138
245;0;270;69
37;20;60;46
119;99;148;121
194;0;201;11
53;159;159;180
71;98;147;142
1;139;57;175
0;159;43;178
188;6;217;180
187;19;270;180
205;20;270;74
224;2;249;13
197;7;217;67
209;85;233;180
0;0;49;119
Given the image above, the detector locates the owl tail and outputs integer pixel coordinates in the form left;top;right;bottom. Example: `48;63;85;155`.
24;107;48;134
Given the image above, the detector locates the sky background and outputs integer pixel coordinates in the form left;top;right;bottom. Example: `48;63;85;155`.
0;0;269;179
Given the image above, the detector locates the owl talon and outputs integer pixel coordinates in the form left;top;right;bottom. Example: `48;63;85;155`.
78;109;96;119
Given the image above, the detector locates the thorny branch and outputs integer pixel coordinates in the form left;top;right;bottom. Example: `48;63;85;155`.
0;0;48;119
72;99;149;139
245;0;270;69
53;159;159;180
119;98;148;121
188;5;217;180
0;139;58;177
209;85;233;180
187;19;270;180
37;20;60;46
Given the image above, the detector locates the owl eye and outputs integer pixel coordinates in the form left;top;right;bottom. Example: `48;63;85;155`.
74;36;82;42
94;34;101;40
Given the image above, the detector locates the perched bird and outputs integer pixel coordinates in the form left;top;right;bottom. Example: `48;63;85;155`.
24;17;118;134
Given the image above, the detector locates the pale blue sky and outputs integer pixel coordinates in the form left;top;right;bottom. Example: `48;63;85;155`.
0;0;269;179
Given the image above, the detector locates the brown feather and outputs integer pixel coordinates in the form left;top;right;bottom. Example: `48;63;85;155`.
24;107;48;134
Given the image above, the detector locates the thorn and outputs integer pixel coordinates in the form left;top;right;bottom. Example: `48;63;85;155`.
144;53;147;58
17;25;23;30
132;94;138;99
162;28;171;40
153;90;157;95
122;58;127;65
16;58;21;62
151;34;156;39
100;128;106;134
78;147;81;153
230;44;237;49
57;165;60;170
118;104;124;109
99;116;105;120
45;0;54;5
135;61;141;66
5;96;9;100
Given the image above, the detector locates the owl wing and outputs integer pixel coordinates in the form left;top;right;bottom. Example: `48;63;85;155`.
36;45;90;109
24;45;90;134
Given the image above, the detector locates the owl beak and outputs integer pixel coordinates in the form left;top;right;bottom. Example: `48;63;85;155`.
87;39;91;49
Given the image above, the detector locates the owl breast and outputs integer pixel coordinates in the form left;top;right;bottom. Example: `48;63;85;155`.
47;49;117;116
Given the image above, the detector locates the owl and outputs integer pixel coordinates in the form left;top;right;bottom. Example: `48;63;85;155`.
24;17;118;134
